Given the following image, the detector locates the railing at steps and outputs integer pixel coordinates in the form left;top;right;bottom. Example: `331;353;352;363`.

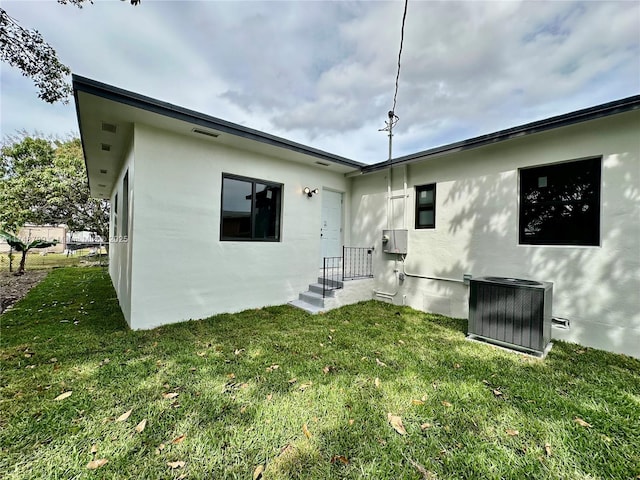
342;246;374;280
322;247;374;298
322;256;342;298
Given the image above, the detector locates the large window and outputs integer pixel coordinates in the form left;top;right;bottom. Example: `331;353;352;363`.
415;183;436;229
519;157;601;246
122;170;129;237
221;174;282;241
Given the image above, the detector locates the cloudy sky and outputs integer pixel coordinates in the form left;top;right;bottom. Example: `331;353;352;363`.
1;1;639;163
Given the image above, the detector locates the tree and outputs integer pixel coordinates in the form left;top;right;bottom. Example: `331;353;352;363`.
0;134;109;241
0;229;58;274
0;1;140;104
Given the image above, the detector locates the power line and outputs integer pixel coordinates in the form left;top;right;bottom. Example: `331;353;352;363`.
391;0;409;116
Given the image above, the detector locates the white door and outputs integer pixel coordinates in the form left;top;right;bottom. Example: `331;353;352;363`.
320;189;342;265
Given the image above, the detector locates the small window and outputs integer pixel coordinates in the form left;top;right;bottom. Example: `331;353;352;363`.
221;174;282;241
113;193;118;237
415;183;436;229
519;157;601;246
122;170;129;237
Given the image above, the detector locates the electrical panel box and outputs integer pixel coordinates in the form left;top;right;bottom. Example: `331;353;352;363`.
382;229;407;254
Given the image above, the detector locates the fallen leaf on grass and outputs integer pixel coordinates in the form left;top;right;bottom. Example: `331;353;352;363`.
454;363;461;369
387;413;407;435
376;358;387;367
493;389;503;397
398;339;405;345
172;434;186;444
90;444;98;454
253;464;264;480
227;373;236;379
420;423;432;430
506;429;519;436
574;417;592;428
322;365;334;374
299;382;312;391
167;461;185;469
266;364;279;372
349;419;355;425
115;409;132;422
234;348;244;356
288;378;297;384
441;401;452;408
412;399;425;406
54;391;72;401
162;392;179;399
87;459;108;469
266;393;273;401
196;351;206;357
374;377;380;388
135;419;147;433
330;455;349;465
303;423;312;439
544;443;552;456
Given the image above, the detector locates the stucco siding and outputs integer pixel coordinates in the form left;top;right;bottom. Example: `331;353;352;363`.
129;123;351;329
108;139;134;325
350;110;640;358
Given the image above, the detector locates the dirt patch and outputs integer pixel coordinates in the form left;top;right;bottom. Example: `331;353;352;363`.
0;270;49;314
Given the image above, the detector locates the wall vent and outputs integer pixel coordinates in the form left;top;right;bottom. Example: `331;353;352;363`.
100;169;108;174
101;122;117;134
101;143;111;152
468;277;553;356
192;128;219;138
315;161;330;167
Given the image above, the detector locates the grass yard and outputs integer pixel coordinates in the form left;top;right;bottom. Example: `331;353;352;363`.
1;269;638;479
0;251;107;272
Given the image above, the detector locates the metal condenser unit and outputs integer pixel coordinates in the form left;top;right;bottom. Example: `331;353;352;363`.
468;276;553;356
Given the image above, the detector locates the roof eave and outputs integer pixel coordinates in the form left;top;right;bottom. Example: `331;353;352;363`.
72;74;365;171
362;94;640;174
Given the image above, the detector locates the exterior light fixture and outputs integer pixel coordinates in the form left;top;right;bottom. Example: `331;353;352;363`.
303;187;319;197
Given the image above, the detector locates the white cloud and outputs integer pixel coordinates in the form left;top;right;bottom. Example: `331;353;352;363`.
1;1;638;161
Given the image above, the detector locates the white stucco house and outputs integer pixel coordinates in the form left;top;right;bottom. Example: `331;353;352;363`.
73;75;639;359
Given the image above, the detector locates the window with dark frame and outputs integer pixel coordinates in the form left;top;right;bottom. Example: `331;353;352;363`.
221;174;282;241
415;183;436;229
113;193;118;237
519;157;601;246
122;170;129;237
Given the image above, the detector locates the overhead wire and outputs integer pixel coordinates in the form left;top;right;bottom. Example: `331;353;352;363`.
391;0;409;116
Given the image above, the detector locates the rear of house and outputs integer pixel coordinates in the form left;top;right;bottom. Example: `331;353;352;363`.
349;102;640;358
74;76;362;329
74;76;639;358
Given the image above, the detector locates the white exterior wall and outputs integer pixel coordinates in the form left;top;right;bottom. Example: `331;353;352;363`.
108;139;134;325
128;123;351;329
350;111;640;358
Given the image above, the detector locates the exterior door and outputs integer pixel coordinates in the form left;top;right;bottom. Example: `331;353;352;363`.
320;189;342;265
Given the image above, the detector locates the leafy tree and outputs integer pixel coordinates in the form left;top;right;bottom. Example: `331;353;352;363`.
0;229;58;274
0;134;109;241
0;0;140;104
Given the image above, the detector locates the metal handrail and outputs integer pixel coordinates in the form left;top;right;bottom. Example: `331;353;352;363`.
322;256;342;298
342;246;374;280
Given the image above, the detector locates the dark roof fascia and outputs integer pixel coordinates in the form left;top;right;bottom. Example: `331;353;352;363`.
73;85;93;192
72;75;365;170
362;94;640;174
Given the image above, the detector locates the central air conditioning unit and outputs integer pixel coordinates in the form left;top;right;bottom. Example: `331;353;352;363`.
468;276;553;357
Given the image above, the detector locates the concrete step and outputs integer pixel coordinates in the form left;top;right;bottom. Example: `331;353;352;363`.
289;298;324;315
299;290;325;308
308;283;337;296
317;277;344;289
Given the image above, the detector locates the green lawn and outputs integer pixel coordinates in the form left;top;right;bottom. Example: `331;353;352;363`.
1;268;638;479
0;250;107;272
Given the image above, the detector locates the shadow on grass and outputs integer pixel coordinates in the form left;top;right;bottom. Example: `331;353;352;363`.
1;269;638;479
